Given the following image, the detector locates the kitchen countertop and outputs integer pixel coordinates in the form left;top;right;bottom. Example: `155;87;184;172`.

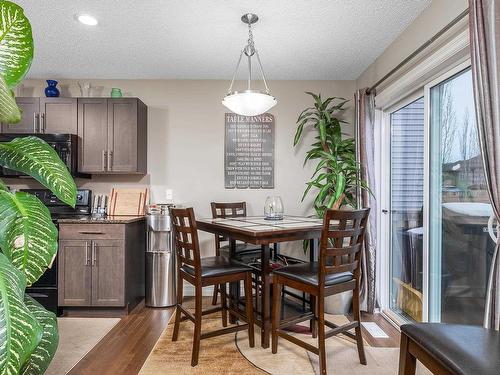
57;215;146;224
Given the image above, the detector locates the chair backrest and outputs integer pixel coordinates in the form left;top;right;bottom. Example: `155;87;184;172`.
210;202;247;219
170;207;201;277
210;202;247;246
318;208;370;287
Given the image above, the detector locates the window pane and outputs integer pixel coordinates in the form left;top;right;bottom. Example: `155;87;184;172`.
390;97;425;322
429;68;492;324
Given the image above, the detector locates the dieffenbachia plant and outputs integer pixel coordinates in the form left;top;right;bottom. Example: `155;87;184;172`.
0;1;77;374
294;92;369;219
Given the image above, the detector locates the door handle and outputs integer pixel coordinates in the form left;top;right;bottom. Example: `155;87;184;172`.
85;241;90;265
41;113;46;133
102;150;107;172
91;242;97;266
107;150;113;171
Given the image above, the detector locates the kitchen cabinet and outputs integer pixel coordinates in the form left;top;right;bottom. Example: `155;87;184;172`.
58;240;92;306
2;97;78;134
2;97;39;133
78;98;147;174
58;220;145;315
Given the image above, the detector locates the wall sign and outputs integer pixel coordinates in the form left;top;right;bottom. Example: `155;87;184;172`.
224;113;274;189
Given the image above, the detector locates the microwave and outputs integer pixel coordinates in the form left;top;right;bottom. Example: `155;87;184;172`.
0;133;88;178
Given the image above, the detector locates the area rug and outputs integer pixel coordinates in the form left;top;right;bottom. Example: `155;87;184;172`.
45;317;121;375
140;305;431;375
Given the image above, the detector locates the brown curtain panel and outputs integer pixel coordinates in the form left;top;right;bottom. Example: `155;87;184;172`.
469;0;500;330
355;88;377;313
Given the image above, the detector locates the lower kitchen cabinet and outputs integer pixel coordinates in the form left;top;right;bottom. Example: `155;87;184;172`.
58;220;145;315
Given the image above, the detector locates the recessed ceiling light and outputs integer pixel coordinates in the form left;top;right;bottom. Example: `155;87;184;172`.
76;14;98;26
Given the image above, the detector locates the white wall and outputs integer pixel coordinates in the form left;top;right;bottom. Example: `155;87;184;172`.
356;0;468;89
13;79;356;256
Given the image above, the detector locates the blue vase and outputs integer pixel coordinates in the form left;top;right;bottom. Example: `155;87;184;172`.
45;80;60;97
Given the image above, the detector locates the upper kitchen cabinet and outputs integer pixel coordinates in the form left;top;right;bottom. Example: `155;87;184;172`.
40;97;78;134
2;97;40;133
2;97;78;134
78;98;147;174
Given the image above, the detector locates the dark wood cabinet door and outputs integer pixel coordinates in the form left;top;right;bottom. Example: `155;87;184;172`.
78;99;108;173
107;99;138;172
58;240;92;306
2;97;40;133
40;98;78;134
91;239;125;306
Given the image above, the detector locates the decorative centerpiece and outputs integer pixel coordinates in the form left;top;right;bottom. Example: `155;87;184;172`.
44;79;60;97
264;195;284;220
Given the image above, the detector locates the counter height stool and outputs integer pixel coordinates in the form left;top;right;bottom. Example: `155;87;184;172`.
210;202;263;305
271;208;370;375
170;207;255;367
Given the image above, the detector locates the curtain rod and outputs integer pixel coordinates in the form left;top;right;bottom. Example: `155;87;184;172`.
366;8;470;95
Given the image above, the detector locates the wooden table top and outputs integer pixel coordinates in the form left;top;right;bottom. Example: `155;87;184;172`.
196;215;325;244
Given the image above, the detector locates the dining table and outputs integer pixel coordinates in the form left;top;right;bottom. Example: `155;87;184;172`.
196;215;325;348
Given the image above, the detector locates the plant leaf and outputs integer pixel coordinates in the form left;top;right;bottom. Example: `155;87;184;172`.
0;253;42;375
0;75;21;123
0;191;58;286
20;295;58;375
293;121;304;146
0;1;34;88
0;137;76;206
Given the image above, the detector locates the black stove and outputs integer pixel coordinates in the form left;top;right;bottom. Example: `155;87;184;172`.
21;188;92;315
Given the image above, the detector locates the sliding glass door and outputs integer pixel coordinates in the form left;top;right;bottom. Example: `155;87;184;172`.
384;65;494;325
428;67;492;324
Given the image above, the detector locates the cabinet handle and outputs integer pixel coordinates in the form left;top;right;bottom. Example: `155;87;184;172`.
33;113;39;132
85;241;90;265
41;113;46;133
92;242;97;266
102;150;107;172
107;150;113;171
79;231;105;235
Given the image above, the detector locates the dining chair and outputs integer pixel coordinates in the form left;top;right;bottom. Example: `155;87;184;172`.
210;201;262;305
271;208;370;375
170;207;255;367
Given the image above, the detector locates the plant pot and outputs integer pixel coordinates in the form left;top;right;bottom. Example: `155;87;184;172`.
324;290;352;315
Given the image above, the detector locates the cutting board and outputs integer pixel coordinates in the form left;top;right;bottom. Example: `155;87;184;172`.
108;188;149;216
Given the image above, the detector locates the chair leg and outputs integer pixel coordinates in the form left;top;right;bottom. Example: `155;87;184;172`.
191;285;203;367
310;294;317;338
221;283;228;327
271;276;282;354
212;284;219;306
172;273;183;342
244;272;255;348
352;286;367;365
398;333;416;375
318;295;327;375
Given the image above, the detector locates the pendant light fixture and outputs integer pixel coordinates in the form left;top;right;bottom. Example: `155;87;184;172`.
222;13;277;116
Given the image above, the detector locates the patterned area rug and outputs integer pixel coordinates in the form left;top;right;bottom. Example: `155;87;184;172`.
140;305;431;375
46;317;121;375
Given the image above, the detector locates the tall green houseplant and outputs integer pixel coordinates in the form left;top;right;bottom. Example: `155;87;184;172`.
294;92;368;218
0;2;77;374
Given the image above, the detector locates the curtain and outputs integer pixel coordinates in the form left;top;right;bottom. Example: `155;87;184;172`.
469;0;500;330
355;88;377;313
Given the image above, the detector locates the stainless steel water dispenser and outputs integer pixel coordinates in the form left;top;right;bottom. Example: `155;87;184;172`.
146;207;176;307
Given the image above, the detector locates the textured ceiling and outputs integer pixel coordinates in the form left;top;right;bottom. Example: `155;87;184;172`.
17;0;432;80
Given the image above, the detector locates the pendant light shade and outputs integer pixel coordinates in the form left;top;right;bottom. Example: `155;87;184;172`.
222;13;277;116
222;90;277;117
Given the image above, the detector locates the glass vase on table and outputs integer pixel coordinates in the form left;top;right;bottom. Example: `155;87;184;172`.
264;196;284;220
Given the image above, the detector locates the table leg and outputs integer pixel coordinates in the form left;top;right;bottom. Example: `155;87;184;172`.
309;238;318;332
228;238;239;324
260;244;271;348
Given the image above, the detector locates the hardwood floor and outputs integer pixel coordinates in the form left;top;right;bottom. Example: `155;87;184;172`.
68;306;175;375
68;300;399;374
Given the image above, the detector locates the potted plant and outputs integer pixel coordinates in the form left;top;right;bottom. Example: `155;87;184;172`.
294;92;369;313
0;2;77;374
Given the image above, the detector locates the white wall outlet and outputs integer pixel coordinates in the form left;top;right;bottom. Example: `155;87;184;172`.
166;189;173;200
